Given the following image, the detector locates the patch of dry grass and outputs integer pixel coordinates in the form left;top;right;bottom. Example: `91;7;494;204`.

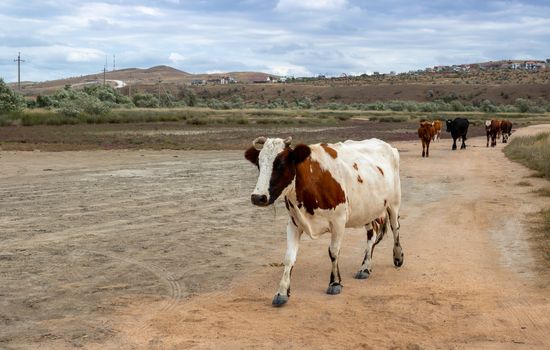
505;132;550;179
516;181;533;187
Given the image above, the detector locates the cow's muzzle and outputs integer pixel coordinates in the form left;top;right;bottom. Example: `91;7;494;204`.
251;194;269;206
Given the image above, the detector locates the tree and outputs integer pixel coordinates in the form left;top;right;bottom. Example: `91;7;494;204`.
0;78;26;113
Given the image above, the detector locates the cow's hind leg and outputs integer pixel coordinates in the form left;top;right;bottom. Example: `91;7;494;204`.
355;217;387;279
461;136;467;149
388;207;404;267
355;223;376;279
327;222;345;295
421;139;426;157
272;221;302;306
426;139;430;157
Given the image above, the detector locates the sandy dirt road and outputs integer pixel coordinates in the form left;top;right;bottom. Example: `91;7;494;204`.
1;125;550;349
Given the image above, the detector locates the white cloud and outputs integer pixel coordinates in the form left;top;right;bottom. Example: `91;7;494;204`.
169;52;187;62
275;0;348;12
267;64;312;77
134;6;163;16
67;48;104;62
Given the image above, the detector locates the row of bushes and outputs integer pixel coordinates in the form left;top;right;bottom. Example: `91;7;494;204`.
321;98;550;114
2;79;550;124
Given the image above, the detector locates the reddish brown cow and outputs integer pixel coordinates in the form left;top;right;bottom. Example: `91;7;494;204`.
418;121;435;157
485;119;501;147
432;120;442;141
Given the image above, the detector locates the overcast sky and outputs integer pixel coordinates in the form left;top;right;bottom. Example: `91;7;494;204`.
1;0;549;82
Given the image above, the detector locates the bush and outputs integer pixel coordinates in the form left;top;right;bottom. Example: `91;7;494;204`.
0;78;26;113
480;99;498;113
450;100;465;111
295;97;313;109
36;94;56;108
177;86;198;106
132;93;159;108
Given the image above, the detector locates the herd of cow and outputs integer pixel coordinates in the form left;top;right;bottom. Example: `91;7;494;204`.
417;117;513;157
244;117;514;307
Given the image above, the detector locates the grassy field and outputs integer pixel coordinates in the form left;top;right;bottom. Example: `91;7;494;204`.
2;107;550;127
1;107;548;151
504;132;550;261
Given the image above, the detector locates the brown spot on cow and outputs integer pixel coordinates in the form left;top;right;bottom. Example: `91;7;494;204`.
295;158;346;215
377;166;384;176
321;143;338;159
353;162;358;171
357;175;363;183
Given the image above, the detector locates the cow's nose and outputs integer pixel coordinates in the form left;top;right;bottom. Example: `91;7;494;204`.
251;194;268;206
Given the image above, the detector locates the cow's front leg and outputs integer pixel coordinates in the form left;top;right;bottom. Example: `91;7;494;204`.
452;137;457;150
461;137;467;149
327;222;345;295
272;221;302;307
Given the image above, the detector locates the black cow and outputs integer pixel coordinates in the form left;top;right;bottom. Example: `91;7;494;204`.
500;120;513;143
446;118;469;150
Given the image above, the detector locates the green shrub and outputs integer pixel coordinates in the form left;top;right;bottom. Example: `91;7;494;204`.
450;100;465;111
132;93;160;108
0;78;26;113
480;99;498;113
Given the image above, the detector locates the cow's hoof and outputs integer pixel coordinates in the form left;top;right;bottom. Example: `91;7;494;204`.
272;293;288;307
326;283;342;295
354;270;370;279
394;254;404;267
452;146;457;150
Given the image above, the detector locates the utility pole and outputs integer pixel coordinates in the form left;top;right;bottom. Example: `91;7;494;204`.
13;52;25;91
113;54;115;72
158;77;162;106
103;56;107;86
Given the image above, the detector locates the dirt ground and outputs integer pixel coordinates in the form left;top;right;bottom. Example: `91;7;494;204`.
1;125;550;349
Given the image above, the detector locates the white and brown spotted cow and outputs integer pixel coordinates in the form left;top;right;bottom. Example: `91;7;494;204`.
245;136;403;306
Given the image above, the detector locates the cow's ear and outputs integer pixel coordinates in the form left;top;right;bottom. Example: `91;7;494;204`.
244;146;260;167
291;144;311;164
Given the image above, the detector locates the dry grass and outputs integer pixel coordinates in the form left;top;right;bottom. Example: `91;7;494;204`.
505;132;550;262
516;181;533;187
533;188;550;197
504;133;550;179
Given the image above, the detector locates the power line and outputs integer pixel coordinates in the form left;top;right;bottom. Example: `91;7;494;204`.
13;52;25;91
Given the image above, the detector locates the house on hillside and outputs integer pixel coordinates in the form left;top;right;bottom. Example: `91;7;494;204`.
220;76;237;84
523;61;546;70
191;79;205;85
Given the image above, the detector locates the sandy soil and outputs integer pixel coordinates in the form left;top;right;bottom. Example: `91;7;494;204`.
1;125;550;349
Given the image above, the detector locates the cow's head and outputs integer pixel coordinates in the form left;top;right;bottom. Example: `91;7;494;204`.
244;136;310;206
485;120;491;132
445;119;453;132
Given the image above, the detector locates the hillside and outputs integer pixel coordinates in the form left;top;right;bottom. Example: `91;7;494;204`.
10;64;550;105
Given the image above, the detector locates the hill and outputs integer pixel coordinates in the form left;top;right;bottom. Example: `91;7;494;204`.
10;63;550;106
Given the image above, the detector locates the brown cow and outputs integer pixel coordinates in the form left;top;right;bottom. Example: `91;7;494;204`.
418;121;435;157
432;120;442;141
485;119;501;147
500;120;513;143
